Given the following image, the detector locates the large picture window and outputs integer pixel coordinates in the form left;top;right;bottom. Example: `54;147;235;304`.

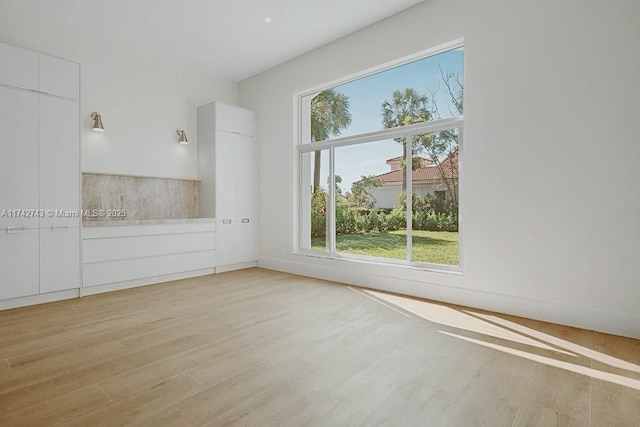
298;42;463;270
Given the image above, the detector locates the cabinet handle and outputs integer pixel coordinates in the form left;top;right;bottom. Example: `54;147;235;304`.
222;219;232;224
51;226;69;231
241;218;250;223
6;226;26;233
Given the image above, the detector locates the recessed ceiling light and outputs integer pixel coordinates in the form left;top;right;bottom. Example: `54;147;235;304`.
264;17;272;23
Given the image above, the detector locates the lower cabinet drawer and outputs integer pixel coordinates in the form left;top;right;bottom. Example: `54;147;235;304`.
158;250;216;276
81;226;217;290
158;232;216;255
83;235;158;263
83;257;158;287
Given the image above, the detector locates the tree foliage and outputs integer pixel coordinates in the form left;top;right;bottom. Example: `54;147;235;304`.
381;85;460;204
311;89;352;193
311;89;352;142
348;175;384;209
381;89;432;191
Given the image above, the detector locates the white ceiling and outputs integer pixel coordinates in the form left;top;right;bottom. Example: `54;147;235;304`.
8;0;424;81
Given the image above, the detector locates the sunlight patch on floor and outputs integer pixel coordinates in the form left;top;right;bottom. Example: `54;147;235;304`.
350;287;640;391
348;287;413;318
467;311;640;375
360;289;576;356
440;331;640;391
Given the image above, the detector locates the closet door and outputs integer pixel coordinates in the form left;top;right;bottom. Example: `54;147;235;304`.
215;131;237;222
215;130;238;267
234;134;256;264
39;95;80;228
216;220;238;267
236;219;255;264
0;87;39;229
236;108;254;137
0;228;39;300
214;103;236;134
235;134;255;221
0;42;38;91
40;226;80;293
38;54;80;100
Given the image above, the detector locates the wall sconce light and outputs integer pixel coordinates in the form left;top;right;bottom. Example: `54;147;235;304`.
176;129;188;145
91;112;104;132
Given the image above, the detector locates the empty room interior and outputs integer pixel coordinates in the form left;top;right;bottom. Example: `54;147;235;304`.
0;0;639;425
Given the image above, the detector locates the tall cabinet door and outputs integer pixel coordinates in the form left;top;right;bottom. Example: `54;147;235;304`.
216;221;238;267
236;108;254;137
0;87;39;229
236;220;255;264
0;42;38;91
0;229;39;300
38;54;80;100
215;131;237;222
235;134;256;263
40;227;80;293
235;134;255;220
39;96;80;228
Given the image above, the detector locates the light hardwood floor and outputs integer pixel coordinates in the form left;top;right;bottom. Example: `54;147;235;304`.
0;268;638;426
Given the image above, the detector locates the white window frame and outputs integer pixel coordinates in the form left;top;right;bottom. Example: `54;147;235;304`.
294;39;464;274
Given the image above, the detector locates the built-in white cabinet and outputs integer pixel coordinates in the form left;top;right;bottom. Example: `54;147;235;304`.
0;43;38;91
198;102;257;271
82;223;216;292
38;54;81;100
212;103;255;137
39;95;80;228
0;87;39;230
40;227;81;293
0;229;39;300
0;42;80;304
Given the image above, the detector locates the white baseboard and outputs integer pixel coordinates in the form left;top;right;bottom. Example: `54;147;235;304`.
80;268;215;296
0;289;80;311
216;261;258;274
258;256;640;339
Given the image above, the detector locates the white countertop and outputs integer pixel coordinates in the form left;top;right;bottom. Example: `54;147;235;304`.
82;218;215;227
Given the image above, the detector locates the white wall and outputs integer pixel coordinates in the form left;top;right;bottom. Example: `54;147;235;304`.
0;1;239;180
240;0;640;338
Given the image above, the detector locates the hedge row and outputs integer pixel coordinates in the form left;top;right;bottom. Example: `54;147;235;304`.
312;208;458;237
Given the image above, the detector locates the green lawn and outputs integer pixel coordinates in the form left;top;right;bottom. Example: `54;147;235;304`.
312;230;459;266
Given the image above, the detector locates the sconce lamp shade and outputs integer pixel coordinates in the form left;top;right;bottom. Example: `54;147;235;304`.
177;129;188;145
91;112;104;132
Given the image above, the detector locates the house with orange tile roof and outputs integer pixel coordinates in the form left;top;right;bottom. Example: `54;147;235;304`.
368;153;458;208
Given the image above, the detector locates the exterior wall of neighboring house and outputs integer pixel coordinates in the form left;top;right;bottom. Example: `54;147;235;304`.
371;180;451;209
365;155;457;209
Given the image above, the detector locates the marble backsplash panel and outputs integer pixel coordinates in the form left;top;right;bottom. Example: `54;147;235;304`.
83;173;199;223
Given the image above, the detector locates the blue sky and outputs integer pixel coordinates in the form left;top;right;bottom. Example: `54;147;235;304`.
319;48;464;193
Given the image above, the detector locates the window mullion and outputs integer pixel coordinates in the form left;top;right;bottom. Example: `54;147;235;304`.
405;140;413;263
328;146;336;255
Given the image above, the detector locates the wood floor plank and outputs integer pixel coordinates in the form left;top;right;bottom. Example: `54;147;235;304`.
511;364;590;426
65;375;205;427
204;382;313;427
0;268;637;426
591;379;640;427
134;359;311;427
98;317;292;402
0;384;111;427
0;330;248;415
0;359;10;379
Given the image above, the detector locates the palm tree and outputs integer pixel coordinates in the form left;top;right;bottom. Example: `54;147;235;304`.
381;88;432;191
310;89;352;193
382;88;459;203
